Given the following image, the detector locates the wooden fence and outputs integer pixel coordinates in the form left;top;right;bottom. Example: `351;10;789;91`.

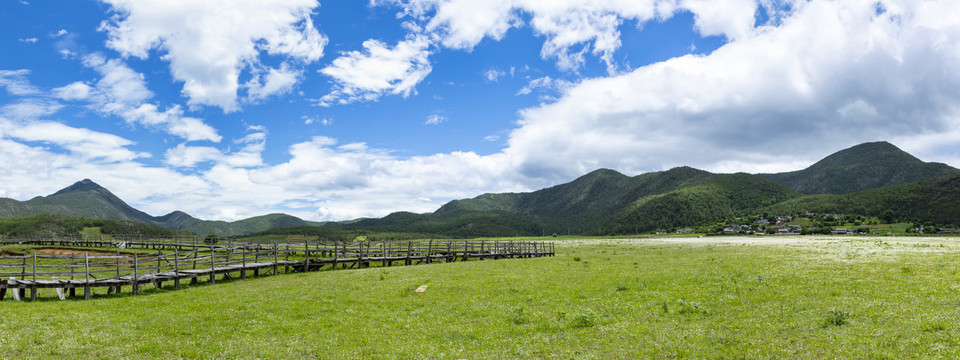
0;240;554;302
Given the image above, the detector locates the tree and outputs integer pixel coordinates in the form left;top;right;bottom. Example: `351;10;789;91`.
881;209;896;224
203;234;219;244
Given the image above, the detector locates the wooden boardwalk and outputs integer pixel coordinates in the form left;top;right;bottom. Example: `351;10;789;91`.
0;240;554;302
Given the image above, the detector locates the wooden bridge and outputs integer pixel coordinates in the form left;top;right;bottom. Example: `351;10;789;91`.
0;239;554;302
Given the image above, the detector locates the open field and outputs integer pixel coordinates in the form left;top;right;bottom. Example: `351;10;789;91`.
3;236;960;358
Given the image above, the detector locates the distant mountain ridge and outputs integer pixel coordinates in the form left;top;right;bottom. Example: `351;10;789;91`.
332;141;960;235
0;141;957;237
0;180;322;236
758;141;959;194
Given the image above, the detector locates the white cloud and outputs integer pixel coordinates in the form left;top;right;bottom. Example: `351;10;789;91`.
56;54;222;143
0;69;40;96
302;115;333;126
383;0;762;73
0;99;62;120
18;38;38;43
52;82;95;101
515;76;574;96
499;0;960;180
82;54;153;104
246;63;301;101
120;104;222;142
6;0;960;225
0;118;147;162
484;68;506;82
425;114;447;125
52;29;68;37
164;126;266;168
319;35;432;106
100;0;327;112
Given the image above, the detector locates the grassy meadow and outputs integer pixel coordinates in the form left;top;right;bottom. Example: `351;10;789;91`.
3;236;960;358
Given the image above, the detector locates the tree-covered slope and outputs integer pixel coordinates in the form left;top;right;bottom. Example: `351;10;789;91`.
763;174;960;226
349;168;799;236
0;179;156;224
330;210;557;238
0;214;192;237
603;173;801;234
759;141;959;194
434;167;721;233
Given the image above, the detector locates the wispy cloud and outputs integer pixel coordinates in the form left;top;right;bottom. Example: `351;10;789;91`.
0;69;40;96
425;114;447;125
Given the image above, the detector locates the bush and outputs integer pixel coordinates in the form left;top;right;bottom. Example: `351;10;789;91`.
821;309;850;327
203;234;219;244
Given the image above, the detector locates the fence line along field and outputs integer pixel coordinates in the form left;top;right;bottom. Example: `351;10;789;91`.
0;238;554;302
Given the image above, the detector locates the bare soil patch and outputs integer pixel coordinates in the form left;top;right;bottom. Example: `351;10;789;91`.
34;248;129;257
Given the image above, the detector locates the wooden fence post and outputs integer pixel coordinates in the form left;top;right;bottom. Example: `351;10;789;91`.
133;253;139;295
273;242;279;275
174;248;181;290
30;251;36;302
303;241;310;273
332;242;338;270
84;253;91;300
69;253;76;297
210;246;216;284
115;251;121;294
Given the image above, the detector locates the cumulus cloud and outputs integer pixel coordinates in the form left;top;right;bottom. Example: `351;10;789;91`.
52;82;95;101
6;0;960;224
500;0;960;181
18;38;38;43
100;0;327;112
318;35;432;106
384;0;760;73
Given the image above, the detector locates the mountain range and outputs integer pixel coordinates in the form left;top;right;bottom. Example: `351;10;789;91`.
0;141;957;237
327;141;960;236
0;180;322;236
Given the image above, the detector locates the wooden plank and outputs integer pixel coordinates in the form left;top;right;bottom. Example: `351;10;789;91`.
52;277;65;301
10;278;20;301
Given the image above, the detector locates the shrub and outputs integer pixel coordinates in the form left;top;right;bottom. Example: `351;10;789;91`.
203;234;219;244
821;309;850;327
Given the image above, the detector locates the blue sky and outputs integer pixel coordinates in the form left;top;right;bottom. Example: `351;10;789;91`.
1;0;959;221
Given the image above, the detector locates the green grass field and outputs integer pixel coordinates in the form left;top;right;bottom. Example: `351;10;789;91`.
3;236;960;358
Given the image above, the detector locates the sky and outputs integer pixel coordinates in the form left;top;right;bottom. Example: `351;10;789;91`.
1;0;959;222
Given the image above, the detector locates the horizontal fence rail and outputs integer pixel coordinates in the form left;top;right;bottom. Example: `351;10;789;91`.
0;239;554;302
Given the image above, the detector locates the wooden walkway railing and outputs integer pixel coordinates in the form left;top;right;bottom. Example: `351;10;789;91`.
0;240;554;302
